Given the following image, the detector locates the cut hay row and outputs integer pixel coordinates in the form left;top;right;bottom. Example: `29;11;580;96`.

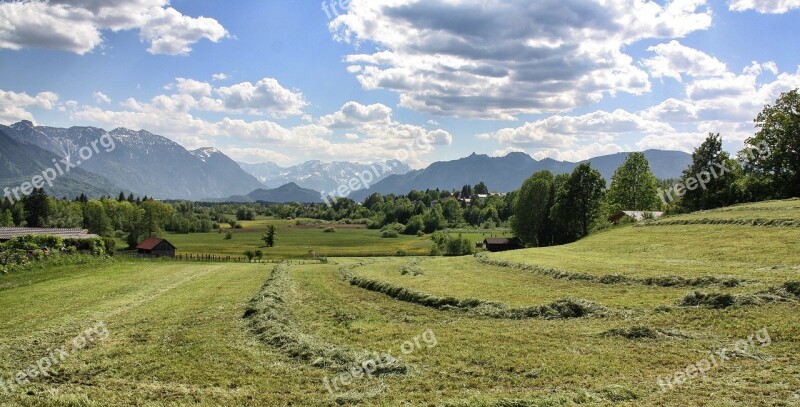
243;263;408;375
338;264;609;320
474;253;743;288
637;218;800;228
678;282;800;309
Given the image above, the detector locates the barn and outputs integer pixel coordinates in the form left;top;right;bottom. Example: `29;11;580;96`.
483;237;523;253
136;237;176;258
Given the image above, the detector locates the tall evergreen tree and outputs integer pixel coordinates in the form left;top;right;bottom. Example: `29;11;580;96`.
1;209;14;227
24;188;50;227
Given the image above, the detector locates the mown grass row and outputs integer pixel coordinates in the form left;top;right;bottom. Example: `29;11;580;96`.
638;218;800;228
474;253;743;288
244;263;408;375
677;282;800;309
338;263;609;320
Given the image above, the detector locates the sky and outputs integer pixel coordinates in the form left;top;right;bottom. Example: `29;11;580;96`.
1;0;799;168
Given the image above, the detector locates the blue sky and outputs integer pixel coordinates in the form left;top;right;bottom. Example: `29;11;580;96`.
1;0;799;167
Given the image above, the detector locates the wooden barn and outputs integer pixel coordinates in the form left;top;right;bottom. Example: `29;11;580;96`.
483;237;523;253
136;237;176;258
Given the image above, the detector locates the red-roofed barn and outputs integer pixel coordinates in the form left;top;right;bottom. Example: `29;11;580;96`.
136;237;176;258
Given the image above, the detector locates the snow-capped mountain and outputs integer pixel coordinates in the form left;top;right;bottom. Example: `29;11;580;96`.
1;121;263;200
238;159;412;193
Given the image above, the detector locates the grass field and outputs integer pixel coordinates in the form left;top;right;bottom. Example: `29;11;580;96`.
2;200;800;405
151;218;511;259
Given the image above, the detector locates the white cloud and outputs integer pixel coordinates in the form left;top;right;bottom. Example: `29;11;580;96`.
482;109;672;149
318;102;392;128
92;91;111;104
222;146;294;166
492;147;526;157
531;143;624;162
641;40;727;82
216;78;307;117
212;73;228;81
728;0;800;13
330;0;712;119
0;0;227;55
175;78;213;97
0;89;59;124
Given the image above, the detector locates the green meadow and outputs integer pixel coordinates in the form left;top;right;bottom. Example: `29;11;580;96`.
2;199;799;405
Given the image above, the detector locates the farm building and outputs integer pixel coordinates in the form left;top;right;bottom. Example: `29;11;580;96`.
0;227;99;242
608;211;665;224
483;238;523;253
136;237;177;258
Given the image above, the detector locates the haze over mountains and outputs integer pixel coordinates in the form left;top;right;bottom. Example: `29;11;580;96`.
239;160;412;192
0;121;692;203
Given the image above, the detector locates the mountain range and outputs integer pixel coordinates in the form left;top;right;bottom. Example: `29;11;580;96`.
347;150;692;201
0;127;121;200
238;159;412;193
0;121;262;200
0;120;693;203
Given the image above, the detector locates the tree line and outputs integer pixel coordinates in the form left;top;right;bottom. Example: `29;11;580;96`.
510;89;800;247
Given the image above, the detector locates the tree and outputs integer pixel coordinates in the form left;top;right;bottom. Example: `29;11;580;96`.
263;225;277;247
403;215;425;235
0;209;13;227
607;152;660;211
83;200;113;236
742;89;800;199
254;250;263;262
24;188;50;227
460;185;473;199
552;164;606;239
679;133;740;211
141;200;174;237
244;250;256;263
512;171;554;246
474;182;489;195
423;204;445;233
118;191;127;202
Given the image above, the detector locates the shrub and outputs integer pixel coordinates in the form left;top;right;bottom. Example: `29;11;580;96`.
323;227;336;233
224;231;233;240
381;230;399;239
416;230;425;237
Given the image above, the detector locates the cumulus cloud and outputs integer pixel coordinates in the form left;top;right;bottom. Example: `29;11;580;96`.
216;78;307;117
211;73;228;81
67;85;452;165
92;91;111;104
0;0;227;55
222;146;294;166
728;0;800;13
330;0;712;119
485;59;800;160
0;89;59;124
641;40;727;82
492;147;527;158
